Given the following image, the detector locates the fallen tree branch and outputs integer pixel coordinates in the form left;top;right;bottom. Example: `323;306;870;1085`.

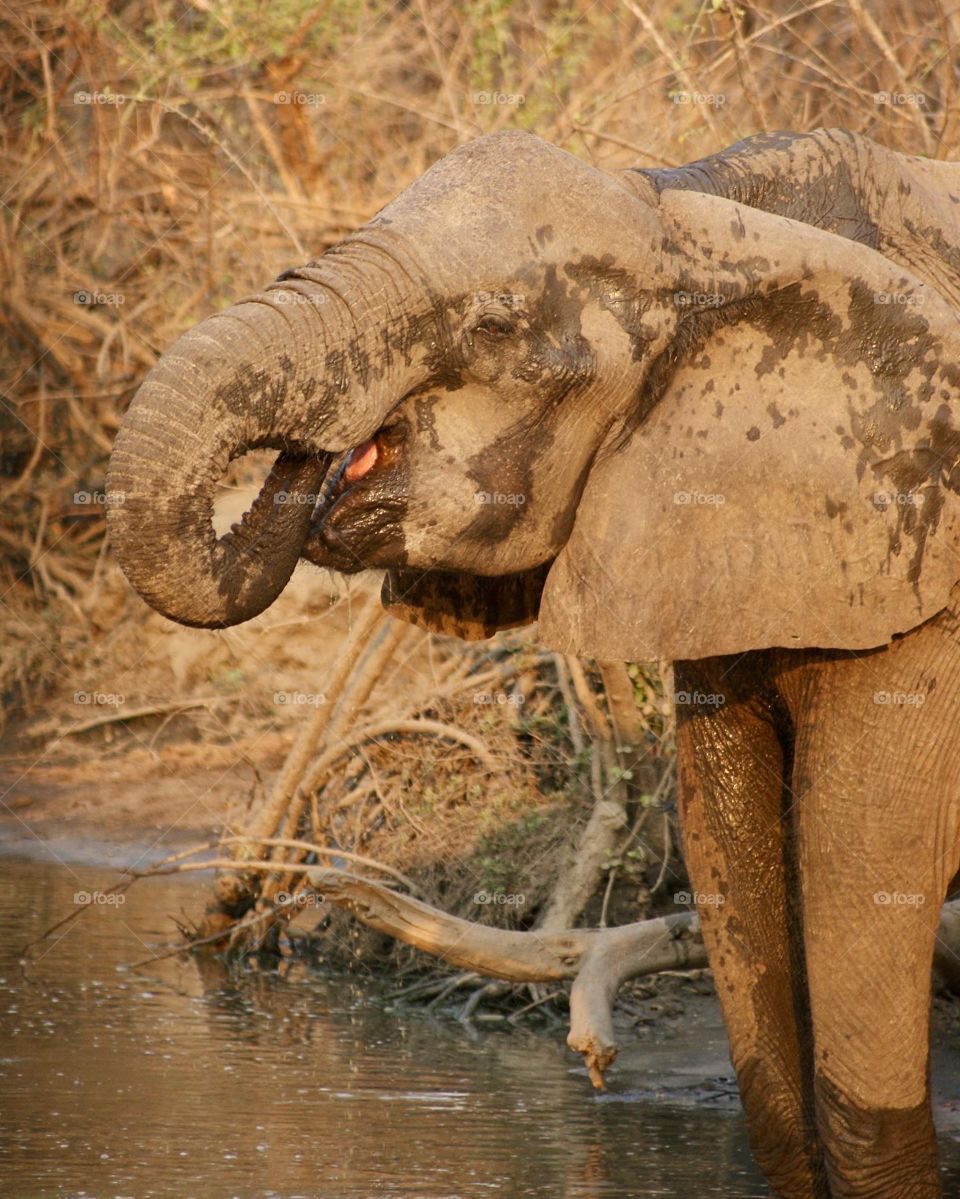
307;866;706;1088
299;876;960;1089
45;833;960;1093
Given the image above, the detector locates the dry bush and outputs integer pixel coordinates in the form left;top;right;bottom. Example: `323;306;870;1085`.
304;647;676;972
186;604;676;972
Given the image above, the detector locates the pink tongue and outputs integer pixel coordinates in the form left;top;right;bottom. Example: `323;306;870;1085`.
344;439;378;482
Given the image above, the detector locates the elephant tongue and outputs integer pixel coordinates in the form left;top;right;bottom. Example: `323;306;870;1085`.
344;439;378;482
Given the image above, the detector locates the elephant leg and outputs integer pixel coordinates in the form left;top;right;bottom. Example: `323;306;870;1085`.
674;657;829;1198
783;621;960;1199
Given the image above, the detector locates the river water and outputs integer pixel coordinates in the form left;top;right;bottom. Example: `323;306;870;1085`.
1;854;958;1198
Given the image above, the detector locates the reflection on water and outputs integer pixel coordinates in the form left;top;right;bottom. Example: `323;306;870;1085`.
1;856;946;1198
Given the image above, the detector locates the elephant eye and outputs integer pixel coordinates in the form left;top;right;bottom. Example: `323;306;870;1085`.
474;313;515;337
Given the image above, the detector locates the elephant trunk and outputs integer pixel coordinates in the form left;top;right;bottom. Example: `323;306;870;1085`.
106;250;423;628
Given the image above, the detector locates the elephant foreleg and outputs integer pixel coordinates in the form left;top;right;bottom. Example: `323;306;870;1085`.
783;621;960;1199
675;656;829;1199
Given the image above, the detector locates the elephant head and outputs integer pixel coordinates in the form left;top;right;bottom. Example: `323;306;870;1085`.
108;129;960;659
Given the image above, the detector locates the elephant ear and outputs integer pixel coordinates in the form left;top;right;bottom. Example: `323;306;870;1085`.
381;563;550;640
539;190;960;661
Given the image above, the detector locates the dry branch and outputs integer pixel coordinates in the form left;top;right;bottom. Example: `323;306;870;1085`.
206;602;385;920
307;866;706;1088
538;656;629;932
271;617;413;892
251;601;384;845
294;872;960;1089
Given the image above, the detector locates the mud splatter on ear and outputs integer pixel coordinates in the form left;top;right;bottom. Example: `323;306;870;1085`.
539;193;960;661
381;563;551;640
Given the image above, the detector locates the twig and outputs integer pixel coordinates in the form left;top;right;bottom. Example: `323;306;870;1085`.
41;696;227;742
553;655;584;756
426;971;480;1010
649;810;674;897
508;989;565;1023
181;835;421;894
125;908;274;969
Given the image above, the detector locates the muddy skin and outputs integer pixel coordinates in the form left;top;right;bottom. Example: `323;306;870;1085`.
546;200;960;658
815;1075;940;1198
639;129;884;248
676;629;960;1199
674;655;830;1199
302;260;608;587
381;560;552;639
738;1056;830;1199
150;447;329;629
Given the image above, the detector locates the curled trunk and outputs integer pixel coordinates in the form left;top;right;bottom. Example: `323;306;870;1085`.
107;250;428;627
107;298;331;627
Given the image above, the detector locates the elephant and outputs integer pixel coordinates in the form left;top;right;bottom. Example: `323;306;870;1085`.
106;126;960;1198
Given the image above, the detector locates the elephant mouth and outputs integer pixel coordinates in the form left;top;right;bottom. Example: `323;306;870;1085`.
325;420;405;503
301;420;408;572
342;437;380;483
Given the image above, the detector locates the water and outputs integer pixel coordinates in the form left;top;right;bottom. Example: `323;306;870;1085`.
0;854;943;1199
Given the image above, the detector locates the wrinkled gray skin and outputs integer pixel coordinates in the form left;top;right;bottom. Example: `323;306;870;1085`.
108;129;960;1197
